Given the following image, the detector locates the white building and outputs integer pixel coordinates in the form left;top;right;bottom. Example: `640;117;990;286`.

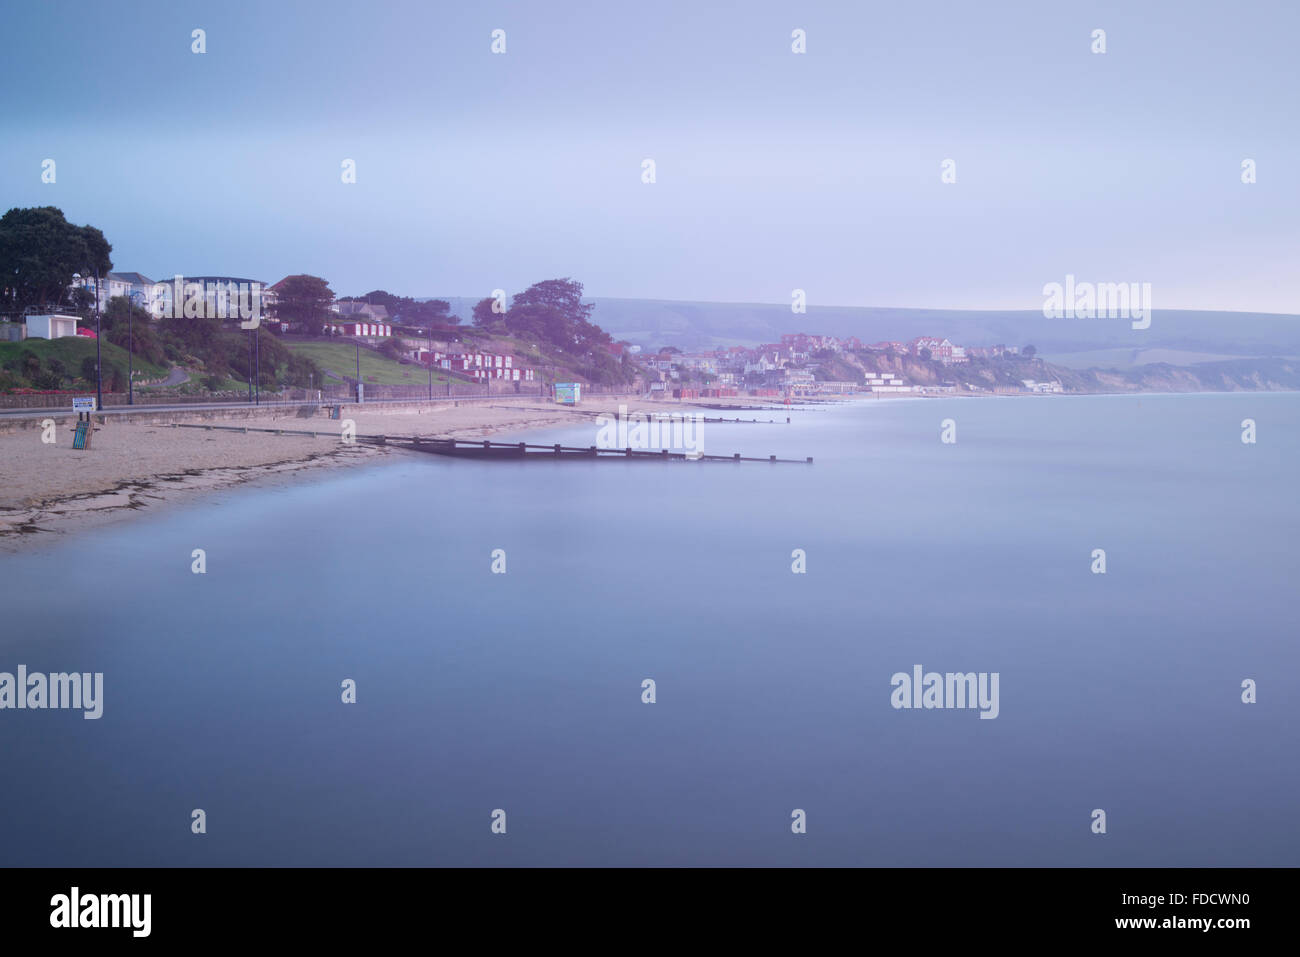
865;371;912;392
25;315;79;339
152;276;266;320
70;272;161;313
1020;379;1063;394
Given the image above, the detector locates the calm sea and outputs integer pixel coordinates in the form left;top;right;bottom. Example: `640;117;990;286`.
1;393;1296;866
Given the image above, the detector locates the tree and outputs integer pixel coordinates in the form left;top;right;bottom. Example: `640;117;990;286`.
346;290;451;328
404;298;450;327
919;347;932;361
274;275;335;335
510;278;592;320
104;296;168;366
504;302;565;344
472;296;504;331
0;206;113;310
507;278;593;347
506;278;611;357
81;225;112;281
352;290;399;310
1022;344;1037;358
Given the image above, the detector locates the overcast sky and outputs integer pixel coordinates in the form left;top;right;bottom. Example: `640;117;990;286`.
3;0;1296;313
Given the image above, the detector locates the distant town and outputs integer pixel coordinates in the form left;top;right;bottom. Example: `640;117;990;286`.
636;333;1062;398
4;262;1061;401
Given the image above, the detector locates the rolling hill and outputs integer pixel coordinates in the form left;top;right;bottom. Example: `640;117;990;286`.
434;297;1300;365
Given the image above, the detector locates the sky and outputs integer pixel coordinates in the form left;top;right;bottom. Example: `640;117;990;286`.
2;0;1297;313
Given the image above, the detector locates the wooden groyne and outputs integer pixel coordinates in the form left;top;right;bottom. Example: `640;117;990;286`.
395;437;813;464
169;423;812;463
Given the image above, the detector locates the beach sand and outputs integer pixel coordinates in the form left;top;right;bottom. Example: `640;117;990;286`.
0;395;786;551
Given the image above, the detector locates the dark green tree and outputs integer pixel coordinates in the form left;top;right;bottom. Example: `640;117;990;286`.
0;206;112;309
274;275;335;335
104;296;168;366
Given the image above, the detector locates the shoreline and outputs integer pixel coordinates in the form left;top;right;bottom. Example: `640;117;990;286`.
0;395;751;553
7;387;1278;553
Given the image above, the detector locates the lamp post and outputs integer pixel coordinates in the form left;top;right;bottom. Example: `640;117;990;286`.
355;337;361;403
127;292;134;405
94;268;102;412
247;326;254;403
254;326;260;405
427;323;433;400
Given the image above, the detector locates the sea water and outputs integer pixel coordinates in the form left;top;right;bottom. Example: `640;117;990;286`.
0;393;1295;865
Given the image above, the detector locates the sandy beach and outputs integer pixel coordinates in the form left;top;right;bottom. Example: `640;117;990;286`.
0;395;788;551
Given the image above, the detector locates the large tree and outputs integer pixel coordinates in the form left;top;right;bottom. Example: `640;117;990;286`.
0;206;113;310
274;274;335;335
505;278;609;354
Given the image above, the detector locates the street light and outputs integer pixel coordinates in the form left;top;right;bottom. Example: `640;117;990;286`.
127;291;136;405
94;268;102;412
